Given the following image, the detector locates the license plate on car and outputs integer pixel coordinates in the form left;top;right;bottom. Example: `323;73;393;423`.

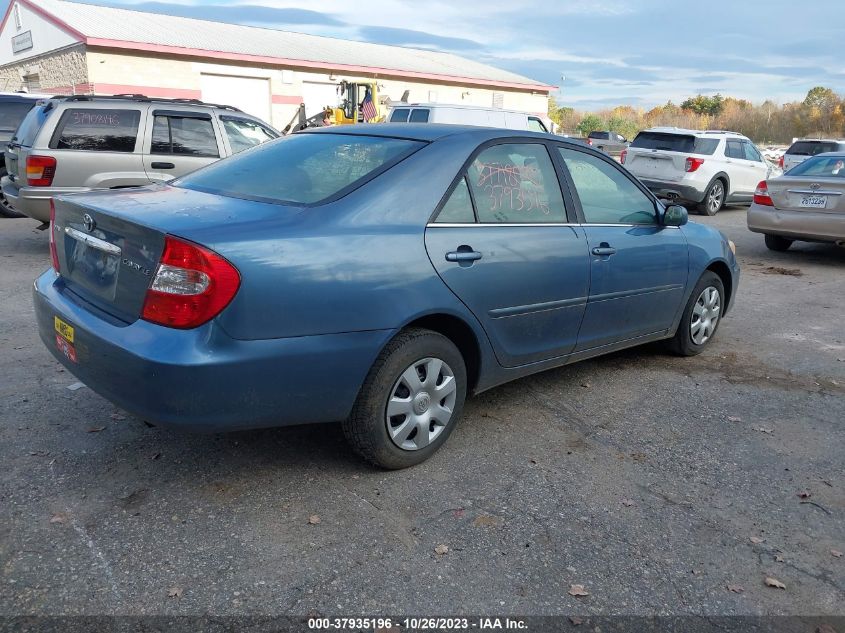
800;195;826;208
54;316;74;343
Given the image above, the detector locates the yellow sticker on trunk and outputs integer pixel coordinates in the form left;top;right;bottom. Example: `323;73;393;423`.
54;316;74;343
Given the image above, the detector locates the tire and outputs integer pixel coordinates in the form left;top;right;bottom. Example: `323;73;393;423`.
668;271;725;356
764;234;793;252
0;170;24;219
697;179;725;216
343;328;467;469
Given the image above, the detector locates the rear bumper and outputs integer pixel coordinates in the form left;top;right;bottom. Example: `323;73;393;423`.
747;203;845;243
636;178;705;204
34;270;394;432
1;177;89;222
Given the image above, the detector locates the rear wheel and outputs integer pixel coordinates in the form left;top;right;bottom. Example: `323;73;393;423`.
697;180;725;216
668;271;725;356
764;234;793;252
343;328;467;469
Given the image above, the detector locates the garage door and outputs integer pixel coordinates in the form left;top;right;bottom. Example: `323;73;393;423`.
200;74;271;124
301;82;340;118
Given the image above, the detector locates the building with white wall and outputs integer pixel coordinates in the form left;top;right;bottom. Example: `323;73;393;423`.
0;0;553;128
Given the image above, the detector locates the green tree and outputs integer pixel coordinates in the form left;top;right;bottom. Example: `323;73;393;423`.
576;113;604;136
681;94;725;116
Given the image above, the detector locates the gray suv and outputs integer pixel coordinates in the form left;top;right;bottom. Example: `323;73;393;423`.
3;94;278;223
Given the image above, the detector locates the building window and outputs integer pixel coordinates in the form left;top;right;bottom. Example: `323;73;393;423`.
492;92;504;109
13;4;21;30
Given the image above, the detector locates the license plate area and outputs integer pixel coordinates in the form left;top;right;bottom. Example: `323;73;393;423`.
63;227;122;302
800;195;827;209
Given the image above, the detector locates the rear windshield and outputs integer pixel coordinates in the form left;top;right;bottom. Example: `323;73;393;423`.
785;155;845;177
631;132;719;155
49;108;142;152
588;131;609;139
175;132;425;205
0;101;36;132
11;103;52;146
787;141;841;156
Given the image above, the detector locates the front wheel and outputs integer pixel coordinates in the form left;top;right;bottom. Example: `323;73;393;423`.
668;272;725;356
343;328;467;469
764;234;793;252
697;180;725;216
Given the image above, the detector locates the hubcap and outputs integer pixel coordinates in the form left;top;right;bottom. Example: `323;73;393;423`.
690;286;721;345
385;357;457;451
708;183;723;212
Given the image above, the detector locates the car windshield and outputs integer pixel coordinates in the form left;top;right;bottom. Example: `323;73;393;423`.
785;155;845;177
788;141;839;156
0;101;36;131
631;132;719;155
176;132;425;205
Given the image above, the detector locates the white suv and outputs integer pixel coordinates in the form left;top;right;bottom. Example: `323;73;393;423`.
621;128;773;215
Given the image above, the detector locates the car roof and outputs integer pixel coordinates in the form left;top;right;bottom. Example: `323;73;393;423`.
0;92;49;101
301;123;557;143
644;126;748;139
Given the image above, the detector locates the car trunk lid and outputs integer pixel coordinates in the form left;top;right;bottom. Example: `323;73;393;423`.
767;177;845;214
52;184;304;324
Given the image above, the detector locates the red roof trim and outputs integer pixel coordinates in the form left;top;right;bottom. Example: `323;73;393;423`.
84;38;555;92
10;0;86;41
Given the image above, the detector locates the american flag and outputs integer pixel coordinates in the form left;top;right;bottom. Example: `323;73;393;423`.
361;89;377;122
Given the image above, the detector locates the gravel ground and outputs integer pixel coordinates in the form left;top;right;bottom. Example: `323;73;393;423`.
0;208;843;620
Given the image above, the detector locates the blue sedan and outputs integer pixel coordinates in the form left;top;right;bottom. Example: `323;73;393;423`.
35;125;739;468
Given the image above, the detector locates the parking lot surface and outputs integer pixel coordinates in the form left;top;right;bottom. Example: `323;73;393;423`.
1;209;843;617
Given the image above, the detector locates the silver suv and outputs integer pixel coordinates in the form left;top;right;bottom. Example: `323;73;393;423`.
3;94;278;223
622;127;773;215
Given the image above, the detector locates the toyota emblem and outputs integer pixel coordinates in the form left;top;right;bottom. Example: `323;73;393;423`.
809;183;821;191
82;213;96;232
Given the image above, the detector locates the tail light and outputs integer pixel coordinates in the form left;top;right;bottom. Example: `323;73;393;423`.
620;149;627;164
685;157;705;172
586;138;593;146
753;181;773;206
26;155;57;187
49;199;60;272
141;235;240;329
778;155;784;169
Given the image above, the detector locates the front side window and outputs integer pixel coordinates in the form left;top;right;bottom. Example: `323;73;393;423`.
466;143;566;223
409;109;430;123
176;132;424;205
558;147;656;225
49;108;141;152
742;141;763;163
222;118;277;154
151;115;219;157
434;177;474;223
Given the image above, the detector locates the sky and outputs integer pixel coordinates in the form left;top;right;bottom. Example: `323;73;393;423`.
9;0;844;110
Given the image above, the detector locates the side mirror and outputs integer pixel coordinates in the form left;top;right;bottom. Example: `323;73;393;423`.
662;204;688;227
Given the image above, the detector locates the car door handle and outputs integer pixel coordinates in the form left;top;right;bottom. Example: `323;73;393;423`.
446;250;482;262
591;246;617;256
151;162;175;169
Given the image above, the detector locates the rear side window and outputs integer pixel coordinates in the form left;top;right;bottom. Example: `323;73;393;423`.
787;141;840;156
631;132;719;155
409;109;430;123
152;115;219;157
725;140;744;159
49;108;141;152
11;103;50;146
434;177;475;223
0;101;36;132
175;133;424;205
390;108;410;123
466;143;566;223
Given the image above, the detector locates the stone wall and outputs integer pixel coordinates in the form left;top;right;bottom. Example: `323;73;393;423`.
0;44;89;93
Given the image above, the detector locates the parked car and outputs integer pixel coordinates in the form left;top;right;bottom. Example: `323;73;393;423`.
3;94;279;223
0;91;51;218
622;128;773;215
748;152;845;251
781;138;845;172
36;125;739;468
386;103;550;133
586;130;628;157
